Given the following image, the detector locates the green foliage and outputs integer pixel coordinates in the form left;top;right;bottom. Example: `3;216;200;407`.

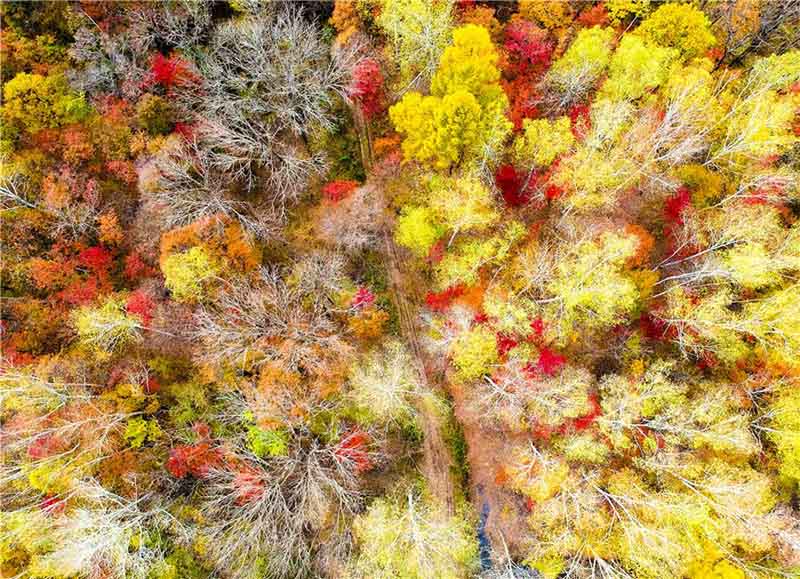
637;2;716;61
124;417;162;448
161;246;220;303
247;426;290;458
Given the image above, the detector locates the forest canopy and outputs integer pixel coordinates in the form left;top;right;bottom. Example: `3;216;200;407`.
1;1;800;578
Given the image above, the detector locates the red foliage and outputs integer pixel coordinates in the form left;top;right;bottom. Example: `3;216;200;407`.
531;422;553;440
706;46;725;63
126;290;155;328
495;164;533;207
544;184;564;200
473;312;489;324
351;287;376;309
426;239;446;264
173;122;196;140
322;179;359;202
56;276;104;306
425;285;465;312
334;430;373;473
664;186;692;225
124;252;154;281
106;160;138;185
62;126;95;163
78;246;113;273
577;2;609;26
503;20;554;76
144;376;161;394
697;351;719;371
165;442;220;479
148;53;196;90
573;392;602;431
568;103;591;140
535;347;566;376
496;333;519;356
40;495;67;515
232;467;266;505
640;312;668;340
28;434;62;460
503;78;540;130
529;317;545;339
350;58;385;119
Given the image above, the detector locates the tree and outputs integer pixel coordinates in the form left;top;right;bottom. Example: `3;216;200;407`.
395;205;445;257
193;8;355;196
637;2;716;61
530;230;643;338
599;34;677;102
348;340;420;427
377;0;454;90
73;297;144;354
450;325;498;381
1;73;90;139
511;116;575;169
161;246;220;303
545;26;614;109
349;486;479;579
389;24;512;170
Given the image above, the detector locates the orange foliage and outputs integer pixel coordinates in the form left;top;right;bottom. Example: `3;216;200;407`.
159;215;261;274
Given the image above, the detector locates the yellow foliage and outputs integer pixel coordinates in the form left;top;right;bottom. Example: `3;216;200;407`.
600;34;678;101
450;325;498;381
637;2;716;61
389;24;511;170
377;0;454;88
161;246;220;303
543;231;641;335
517;0;573;29
547;26;615;91
512;116;575;168
605;0;651;24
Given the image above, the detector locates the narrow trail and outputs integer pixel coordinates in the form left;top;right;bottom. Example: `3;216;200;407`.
353;103;457;516
382;232;457;516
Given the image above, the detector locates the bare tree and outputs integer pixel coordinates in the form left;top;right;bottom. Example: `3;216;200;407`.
317;185;386;252
144;138;282;238
192;268;350;372
200;440;363;579
190;7;359;203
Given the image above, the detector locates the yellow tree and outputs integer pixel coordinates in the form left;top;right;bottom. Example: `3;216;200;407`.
389;24;512;170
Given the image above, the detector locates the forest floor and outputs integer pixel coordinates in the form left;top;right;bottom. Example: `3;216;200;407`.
382;231;457;515
382;230;530;559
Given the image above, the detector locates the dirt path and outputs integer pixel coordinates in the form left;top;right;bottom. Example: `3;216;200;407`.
382;232;457;516
352;103;457;516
